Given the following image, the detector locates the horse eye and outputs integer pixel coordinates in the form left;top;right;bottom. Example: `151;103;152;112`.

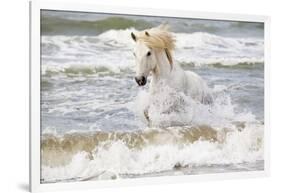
147;51;151;56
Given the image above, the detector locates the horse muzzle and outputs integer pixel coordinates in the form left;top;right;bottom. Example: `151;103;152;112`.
135;76;147;86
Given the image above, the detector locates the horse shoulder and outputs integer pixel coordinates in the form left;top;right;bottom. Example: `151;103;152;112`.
183;71;201;88
185;70;201;80
183;71;206;95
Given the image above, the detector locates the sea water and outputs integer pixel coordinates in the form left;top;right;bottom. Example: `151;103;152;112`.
40;10;264;183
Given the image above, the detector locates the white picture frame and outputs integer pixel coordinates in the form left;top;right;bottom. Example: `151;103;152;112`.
30;0;270;192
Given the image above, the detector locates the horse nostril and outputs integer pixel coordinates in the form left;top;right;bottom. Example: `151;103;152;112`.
141;76;146;85
135;76;147;86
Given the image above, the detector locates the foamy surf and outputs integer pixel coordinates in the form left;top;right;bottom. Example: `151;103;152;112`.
41;122;263;183
41;11;265;184
41;29;264;76
41;84;264;183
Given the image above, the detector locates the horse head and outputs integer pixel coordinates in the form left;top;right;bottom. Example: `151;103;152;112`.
131;25;175;86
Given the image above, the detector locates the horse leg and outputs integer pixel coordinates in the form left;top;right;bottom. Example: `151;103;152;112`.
202;93;214;105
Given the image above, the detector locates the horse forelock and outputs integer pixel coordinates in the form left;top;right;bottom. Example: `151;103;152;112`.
136;26;175;67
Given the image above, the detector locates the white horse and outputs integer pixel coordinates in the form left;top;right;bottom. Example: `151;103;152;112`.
131;25;213;123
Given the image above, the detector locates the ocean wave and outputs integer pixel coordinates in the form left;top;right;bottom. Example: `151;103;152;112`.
175;32;264;66
42;11;264;38
41;126;220;166
41;29;264;76
41;15;152;36
41;80;264;183
40;14;265;183
41;122;263;182
180;62;264;69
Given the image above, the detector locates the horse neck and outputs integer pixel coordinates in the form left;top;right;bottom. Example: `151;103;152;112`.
152;50;172;83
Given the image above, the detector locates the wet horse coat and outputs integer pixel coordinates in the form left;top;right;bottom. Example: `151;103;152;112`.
131;25;213;123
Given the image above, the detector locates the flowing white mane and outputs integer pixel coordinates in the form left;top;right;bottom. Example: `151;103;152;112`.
136;25;176;65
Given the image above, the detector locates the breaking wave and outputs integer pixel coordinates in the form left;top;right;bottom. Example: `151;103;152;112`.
41;29;264;76
41;123;263;182
41;82;264;183
40;13;265;183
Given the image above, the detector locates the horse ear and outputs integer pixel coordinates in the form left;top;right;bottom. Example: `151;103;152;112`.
131;32;137;42
145;31;150;36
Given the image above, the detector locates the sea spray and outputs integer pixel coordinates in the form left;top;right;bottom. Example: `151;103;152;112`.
41;12;265;183
41;83;264;182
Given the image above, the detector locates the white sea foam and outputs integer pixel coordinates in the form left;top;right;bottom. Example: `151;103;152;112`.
41;29;264;76
41;28;264;183
175;32;264;65
41;81;264;182
132;81;257;129
41;122;263;182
